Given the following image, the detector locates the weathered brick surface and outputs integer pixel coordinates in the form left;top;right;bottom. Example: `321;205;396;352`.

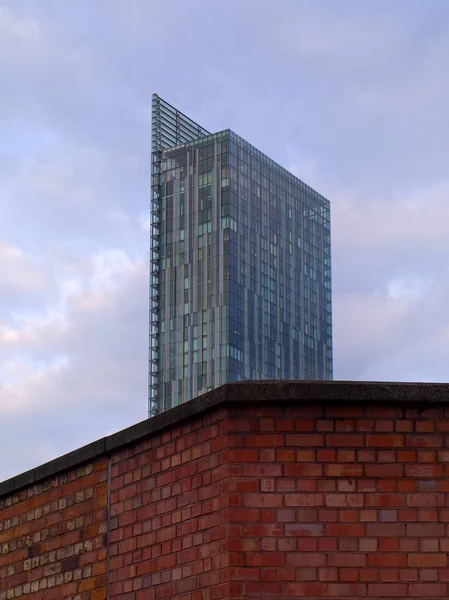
222;403;449;598
0;460;108;600
108;408;231;600
2;384;449;599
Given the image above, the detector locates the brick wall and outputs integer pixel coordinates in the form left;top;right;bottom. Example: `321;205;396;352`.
2;381;449;599
222;402;449;599
0;460;108;600
108;408;231;600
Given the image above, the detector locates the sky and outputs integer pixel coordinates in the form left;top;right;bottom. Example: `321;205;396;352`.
1;0;449;480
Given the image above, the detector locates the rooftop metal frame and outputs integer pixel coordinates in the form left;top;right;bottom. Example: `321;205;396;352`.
149;94;211;416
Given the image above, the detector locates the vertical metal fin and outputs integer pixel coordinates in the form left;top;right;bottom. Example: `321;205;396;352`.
149;94;210;417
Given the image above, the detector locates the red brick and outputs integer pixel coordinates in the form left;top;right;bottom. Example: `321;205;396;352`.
400;568;419;581
406;523;445;537
294;567;318;581
379;509;397;522
407;493;445;507
261;567;296;581
409;554;447;567
296;449;315;461
284;463;322;477
296;508;318;521
390;510;410;525
328;583;366;596
335;419;355;432
366;493;404;507
367;583;408;597
406;464;443;477
407;434;443;448
286;553;325;567
325;493;364;508
368;553;406;567
360;570;379;582
416;421;434;432
298;538;319;551
397;449;416;461
275;449;295;461
359;538;377;552
418;508;438;521
318;508;338;521
324;523;365;537
259;418;275;431
245;434;284;447
243;494;282;507
327;553;366;567
378;540;396;554
274;419;295;432
366;434;404;447
337;479;356;492
316;482;333;495
227;479;258;493
287;405;323;418
338;537;358;551
243;523;283;537
294;419;315;431
408;583;447;597
285;434;324;447
285;493;323;507
245;582;284;595
246;553;285;567
365;463;403;477
324;464;363;477
226;449;259;462
356;420;375;432
375;420;394;432
241;464;282;477
377;479;396;492
438;450;449;463
318;568;338;581
366;523;405;537
326;434;364;447
296;479;317;491
317;448;335;461
338;450;354;462
379;569;401;582
420;569;439;581
284;523;323;537
366;406;403;418
358;449;376;462
420;538;439;552
378;449;396;462
228;508;260;522
394;419;413;432
398;479;416;492
357;480;376;492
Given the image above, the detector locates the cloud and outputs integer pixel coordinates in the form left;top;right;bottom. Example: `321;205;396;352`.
0;249;148;479
0;4;42;50
0;242;54;317
1;0;449;481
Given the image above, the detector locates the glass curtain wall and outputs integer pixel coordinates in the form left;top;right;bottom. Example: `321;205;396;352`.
150;95;332;415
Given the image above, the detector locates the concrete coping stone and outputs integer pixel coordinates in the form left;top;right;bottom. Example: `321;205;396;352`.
1;380;449;498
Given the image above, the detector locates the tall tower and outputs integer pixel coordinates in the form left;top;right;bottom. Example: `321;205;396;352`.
149;94;332;416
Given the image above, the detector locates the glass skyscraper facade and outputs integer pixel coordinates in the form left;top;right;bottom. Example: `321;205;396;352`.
149;94;332;416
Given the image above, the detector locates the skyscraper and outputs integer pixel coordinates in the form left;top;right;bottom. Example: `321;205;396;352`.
149;94;332;416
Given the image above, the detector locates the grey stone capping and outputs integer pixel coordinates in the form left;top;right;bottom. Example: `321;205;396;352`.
1;380;449;499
